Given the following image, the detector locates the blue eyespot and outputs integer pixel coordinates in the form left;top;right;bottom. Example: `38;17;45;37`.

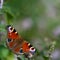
20;48;23;53
8;39;11;42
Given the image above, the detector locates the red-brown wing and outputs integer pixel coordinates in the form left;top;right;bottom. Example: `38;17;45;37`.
6;25;35;57
12;41;30;54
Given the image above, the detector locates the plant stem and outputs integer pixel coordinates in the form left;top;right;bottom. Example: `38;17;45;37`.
17;57;22;60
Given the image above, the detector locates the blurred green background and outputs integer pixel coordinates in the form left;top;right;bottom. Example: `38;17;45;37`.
0;0;60;60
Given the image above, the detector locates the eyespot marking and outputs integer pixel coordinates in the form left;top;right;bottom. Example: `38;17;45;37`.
8;38;12;42
30;47;35;54
31;47;34;50
10;27;13;30
7;39;13;43
20;48;24;54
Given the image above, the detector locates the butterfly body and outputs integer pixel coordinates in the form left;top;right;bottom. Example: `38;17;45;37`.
6;25;35;58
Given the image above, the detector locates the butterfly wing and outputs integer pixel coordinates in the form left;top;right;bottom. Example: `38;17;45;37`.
6;25;35;58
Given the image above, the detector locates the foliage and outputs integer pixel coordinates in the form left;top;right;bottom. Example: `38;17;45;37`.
0;0;60;60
